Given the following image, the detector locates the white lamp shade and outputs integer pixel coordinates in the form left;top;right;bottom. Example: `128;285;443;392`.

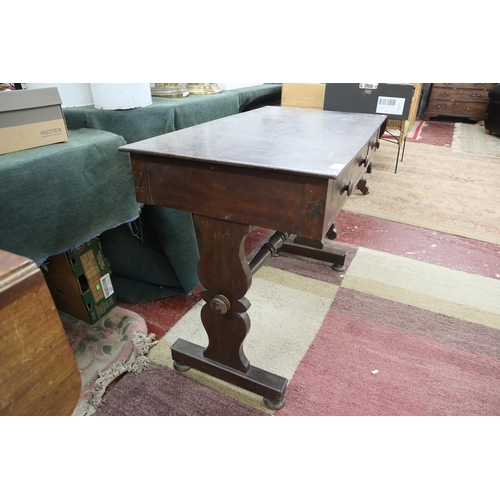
90;83;152;110
24;83;94;107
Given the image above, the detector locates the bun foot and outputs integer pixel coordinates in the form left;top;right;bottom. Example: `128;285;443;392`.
264;396;286;410
332;263;346;272
173;360;191;372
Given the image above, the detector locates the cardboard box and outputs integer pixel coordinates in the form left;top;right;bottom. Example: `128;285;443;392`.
281;83;326;109
0;87;69;155
42;239;117;324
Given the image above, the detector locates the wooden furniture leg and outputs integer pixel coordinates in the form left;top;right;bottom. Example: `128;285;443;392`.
170;215;288;410
356;178;369;195
281;223;348;271
281;236;347;271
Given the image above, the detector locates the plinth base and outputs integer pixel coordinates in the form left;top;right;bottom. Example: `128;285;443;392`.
171;338;288;409
281;237;347;271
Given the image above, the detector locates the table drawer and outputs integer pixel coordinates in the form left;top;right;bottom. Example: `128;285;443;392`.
324;136;376;228
365;130;382;167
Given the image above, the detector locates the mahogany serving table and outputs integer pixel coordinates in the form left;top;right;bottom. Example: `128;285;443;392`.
119;106;387;409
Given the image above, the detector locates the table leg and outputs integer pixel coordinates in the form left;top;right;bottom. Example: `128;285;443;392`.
356;178;369;195
170;215;288;410
281;232;347;272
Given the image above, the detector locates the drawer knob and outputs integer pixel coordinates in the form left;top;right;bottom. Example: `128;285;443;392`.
359;157;367;168
471;94;481;99
341;180;354;196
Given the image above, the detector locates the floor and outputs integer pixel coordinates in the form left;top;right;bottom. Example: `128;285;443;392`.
120;118;500;341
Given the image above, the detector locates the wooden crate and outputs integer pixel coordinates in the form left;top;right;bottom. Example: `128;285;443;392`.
281;83;326;109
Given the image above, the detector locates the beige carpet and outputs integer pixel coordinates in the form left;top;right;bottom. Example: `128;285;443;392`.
452;123;500;158
344;139;500;245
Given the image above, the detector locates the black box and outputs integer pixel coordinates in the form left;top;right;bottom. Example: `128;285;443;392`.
324;83;414;120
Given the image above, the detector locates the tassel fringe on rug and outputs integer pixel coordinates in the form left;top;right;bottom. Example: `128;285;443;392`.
72;331;158;416
59;307;158;416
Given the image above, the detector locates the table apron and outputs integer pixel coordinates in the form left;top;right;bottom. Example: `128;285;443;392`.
130;153;368;241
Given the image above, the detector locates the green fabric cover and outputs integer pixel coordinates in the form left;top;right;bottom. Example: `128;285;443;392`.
0;128;141;265
98;206;200;303
63;84;283;143
64;93;240;144
59;84;282;302
233;83;282;111
64;103;176;144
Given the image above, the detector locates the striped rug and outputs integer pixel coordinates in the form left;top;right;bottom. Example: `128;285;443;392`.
273;247;500;416
96;243;500;416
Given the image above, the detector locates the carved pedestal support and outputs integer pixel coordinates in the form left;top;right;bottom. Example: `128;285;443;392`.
171;215;288;409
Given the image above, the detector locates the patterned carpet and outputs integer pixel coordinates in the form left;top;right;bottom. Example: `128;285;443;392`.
273;246;500;416
94;241;500;416
452;122;500;158
61;306;157;416
343;137;500;245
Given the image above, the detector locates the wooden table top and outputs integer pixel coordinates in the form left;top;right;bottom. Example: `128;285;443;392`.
120;106;387;178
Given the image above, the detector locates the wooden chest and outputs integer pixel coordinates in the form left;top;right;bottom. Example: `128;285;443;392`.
0;249;81;415
423;83;496;122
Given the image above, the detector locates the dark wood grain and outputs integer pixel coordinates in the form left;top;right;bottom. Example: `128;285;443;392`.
121;106;386;408
0;249;81;416
196;216;252;372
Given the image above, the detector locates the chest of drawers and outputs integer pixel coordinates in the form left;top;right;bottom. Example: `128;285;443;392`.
423;83;496;122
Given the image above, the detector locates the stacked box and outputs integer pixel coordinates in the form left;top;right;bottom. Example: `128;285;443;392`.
42;239;116;324
0;87;69;155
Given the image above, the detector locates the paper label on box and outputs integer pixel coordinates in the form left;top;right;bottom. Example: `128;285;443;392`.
100;273;114;299
376;96;405;115
0;119;68;155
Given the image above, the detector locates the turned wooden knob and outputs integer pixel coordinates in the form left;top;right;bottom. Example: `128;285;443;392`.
210;294;231;315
